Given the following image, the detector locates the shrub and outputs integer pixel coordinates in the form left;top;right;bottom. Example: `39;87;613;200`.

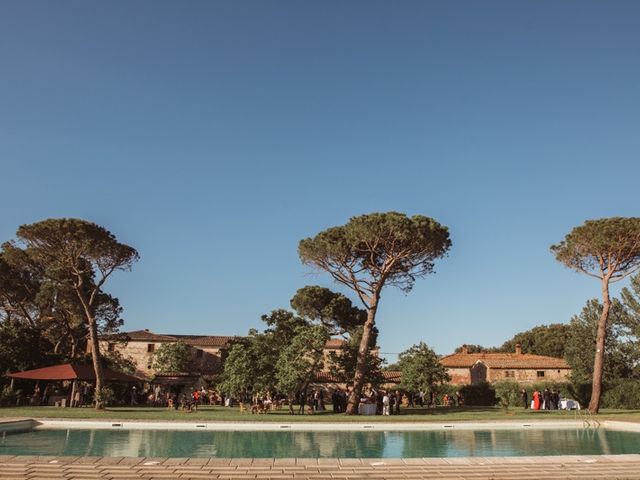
0;386;18;407
93;387;115;407
460;382;497;406
494;381;522;408
601;380;640;409
566;382;592;407
432;384;459;406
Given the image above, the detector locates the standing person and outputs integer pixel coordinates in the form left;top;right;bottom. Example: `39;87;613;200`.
455;391;463;406
376;391;384;415
130;386;138;406
543;388;551;410
521;389;529;409
533;390;541;410
382;391;390;416
340;389;348;413
551;389;559;410
297;390;306;415
394;390;401;415
331;390;339;413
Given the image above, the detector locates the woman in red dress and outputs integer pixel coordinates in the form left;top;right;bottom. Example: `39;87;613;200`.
533;389;541;410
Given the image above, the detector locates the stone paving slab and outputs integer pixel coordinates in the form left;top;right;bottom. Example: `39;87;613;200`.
3;455;640;479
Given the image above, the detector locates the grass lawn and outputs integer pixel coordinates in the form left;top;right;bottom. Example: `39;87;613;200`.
2;405;640;423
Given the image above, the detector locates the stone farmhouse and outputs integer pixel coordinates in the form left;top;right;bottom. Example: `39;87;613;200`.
439;344;571;385
103;330;571;387
101;329;347;380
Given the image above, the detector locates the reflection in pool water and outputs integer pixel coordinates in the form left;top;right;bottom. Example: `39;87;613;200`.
1;428;639;458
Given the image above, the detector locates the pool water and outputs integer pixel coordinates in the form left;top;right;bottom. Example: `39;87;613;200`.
2;428;639;458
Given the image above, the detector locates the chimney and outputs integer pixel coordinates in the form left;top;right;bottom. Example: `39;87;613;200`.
461;344;469;354
515;343;522;355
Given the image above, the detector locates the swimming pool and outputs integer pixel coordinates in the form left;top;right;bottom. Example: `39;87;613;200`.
2;421;640;458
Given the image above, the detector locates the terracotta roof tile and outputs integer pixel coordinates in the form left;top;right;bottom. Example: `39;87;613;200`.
169;335;238;347
114;330;345;350
382;370;402;382
8;363;141;382
324;339;347;349
314;371;340;382
440;352;570;369
119;330;179;342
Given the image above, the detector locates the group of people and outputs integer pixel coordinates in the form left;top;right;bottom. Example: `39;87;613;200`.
521;388;562;410
129;385;227;411
358;388;404;415
441;391;464;407
297;389;327;413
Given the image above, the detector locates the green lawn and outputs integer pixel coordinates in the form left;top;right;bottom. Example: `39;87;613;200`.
2;405;640;423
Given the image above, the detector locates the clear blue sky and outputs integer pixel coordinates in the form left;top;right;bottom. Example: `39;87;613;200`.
1;1;639;362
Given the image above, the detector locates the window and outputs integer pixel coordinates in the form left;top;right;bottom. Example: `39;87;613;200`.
107;343;115;352
505;370;515;378
147;343;155;353
537;371;545;378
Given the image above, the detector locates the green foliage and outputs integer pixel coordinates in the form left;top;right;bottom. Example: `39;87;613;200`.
398;342;450;393
565;299;637;383
493;381;522;408
103;349;138;375
219;310;329;400
299;212;452;297
601;380;640;409
552;217;640;412
0;386;19;407
453;345;496;353
621;273;640;377
499;324;571;358
217;336;261;398
16;219;140;276
0;318;56;377
291;286;365;336
299;212;451;412
152;341;193;374
291;286;384;386
275;324;328;398
93;386;115;407
326;326;385;386
459;383;497;406
3;219;138;409
551;217;640;280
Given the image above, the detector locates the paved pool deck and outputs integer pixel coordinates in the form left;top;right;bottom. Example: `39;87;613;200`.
2;418;640;479
3;454;640;479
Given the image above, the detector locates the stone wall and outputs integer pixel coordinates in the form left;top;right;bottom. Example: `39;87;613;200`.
488;368;570;384
101;341;225;378
443;366;571;385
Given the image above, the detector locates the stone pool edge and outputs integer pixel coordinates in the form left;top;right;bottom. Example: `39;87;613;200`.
19;418;640;432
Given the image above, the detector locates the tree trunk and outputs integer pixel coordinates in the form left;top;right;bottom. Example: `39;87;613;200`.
589;276;611;414
75;286;105;410
345;299;378;415
87;316;105;410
